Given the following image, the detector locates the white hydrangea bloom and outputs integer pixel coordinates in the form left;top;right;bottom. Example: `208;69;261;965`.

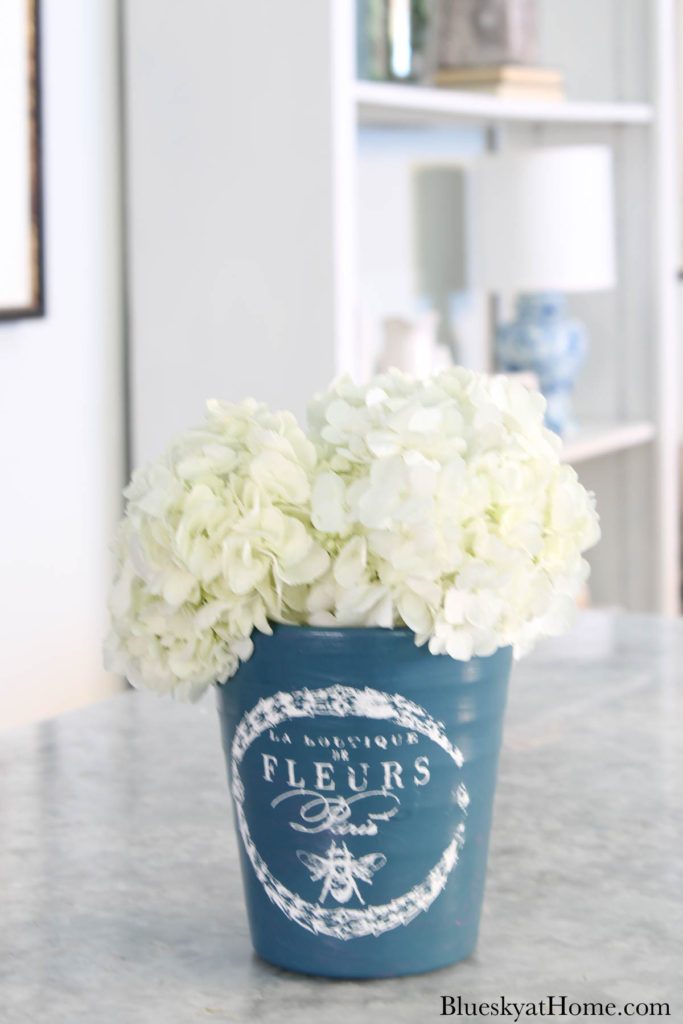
106;368;600;699
307;367;600;660
104;399;329;699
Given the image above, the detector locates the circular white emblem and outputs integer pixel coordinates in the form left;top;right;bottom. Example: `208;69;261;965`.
231;684;468;941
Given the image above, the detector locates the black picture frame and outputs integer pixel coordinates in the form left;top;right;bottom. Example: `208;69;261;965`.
0;0;44;321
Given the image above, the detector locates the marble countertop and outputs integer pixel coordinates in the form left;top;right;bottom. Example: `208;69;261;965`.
1;611;682;1023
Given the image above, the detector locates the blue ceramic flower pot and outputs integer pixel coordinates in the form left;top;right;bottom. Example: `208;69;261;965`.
217;625;512;978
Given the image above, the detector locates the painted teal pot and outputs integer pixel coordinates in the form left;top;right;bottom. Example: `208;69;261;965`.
217;625;512;978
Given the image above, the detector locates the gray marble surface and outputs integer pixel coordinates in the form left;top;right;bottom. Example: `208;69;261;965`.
1;611;681;1023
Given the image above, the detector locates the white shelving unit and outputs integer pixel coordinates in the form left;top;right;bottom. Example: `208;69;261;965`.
355;80;654;127
340;0;680;615
126;0;679;615
559;421;656;465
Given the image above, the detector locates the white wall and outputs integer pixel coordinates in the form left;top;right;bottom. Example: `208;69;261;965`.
0;0;125;730
125;0;340;467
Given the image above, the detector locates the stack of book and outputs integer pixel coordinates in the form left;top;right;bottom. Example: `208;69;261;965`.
433;64;564;102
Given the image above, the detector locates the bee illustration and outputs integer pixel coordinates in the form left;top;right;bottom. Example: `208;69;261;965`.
297;840;386;905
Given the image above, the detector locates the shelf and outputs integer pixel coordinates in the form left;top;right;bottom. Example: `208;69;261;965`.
559;420;656;464
355;80;654;129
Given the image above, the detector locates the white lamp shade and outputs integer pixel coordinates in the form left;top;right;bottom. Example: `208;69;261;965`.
469;146;616;293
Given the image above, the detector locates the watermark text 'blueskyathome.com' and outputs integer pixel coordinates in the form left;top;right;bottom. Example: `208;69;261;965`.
440;995;671;1019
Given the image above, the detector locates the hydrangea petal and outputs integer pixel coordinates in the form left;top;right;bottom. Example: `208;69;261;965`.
311;471;348;533
332;536;367;588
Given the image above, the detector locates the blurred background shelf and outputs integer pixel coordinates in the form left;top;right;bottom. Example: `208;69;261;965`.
559;420;656;464
355;80;654;129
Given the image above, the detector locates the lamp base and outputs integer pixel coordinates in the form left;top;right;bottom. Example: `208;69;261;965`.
495;293;587;437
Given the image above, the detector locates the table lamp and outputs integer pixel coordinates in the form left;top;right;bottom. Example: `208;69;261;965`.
469;146;616;435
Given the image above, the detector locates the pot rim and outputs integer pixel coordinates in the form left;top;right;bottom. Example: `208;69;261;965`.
263;622;414;640
259;624;512;658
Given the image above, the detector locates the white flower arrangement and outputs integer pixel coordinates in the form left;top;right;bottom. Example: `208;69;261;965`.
105;368;599;699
